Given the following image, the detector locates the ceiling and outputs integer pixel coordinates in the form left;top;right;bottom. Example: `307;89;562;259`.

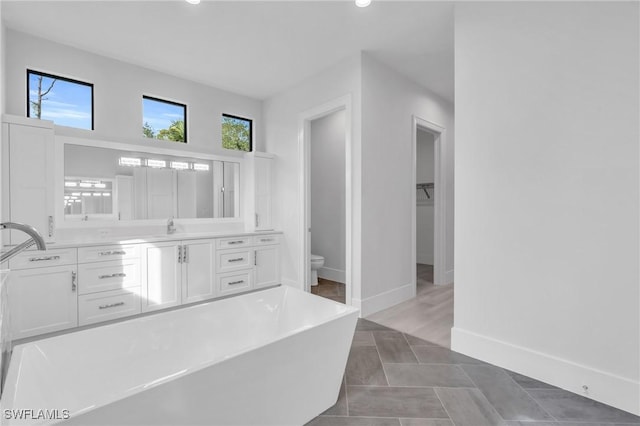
2;1;454;102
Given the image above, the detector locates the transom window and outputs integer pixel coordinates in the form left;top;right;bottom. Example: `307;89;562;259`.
142;96;187;143
27;69;94;130
222;114;252;152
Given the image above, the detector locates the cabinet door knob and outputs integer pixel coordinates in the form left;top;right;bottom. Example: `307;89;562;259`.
71;271;77;292
178;245;183;264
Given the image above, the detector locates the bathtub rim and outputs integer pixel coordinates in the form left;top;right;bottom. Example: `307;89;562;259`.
1;286;360;421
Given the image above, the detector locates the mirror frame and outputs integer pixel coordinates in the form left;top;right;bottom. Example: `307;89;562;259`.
55;135;244;230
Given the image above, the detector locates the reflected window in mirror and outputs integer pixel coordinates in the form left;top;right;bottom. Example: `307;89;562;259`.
64;178;114;220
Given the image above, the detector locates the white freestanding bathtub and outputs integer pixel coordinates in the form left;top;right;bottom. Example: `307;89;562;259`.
0;286;359;426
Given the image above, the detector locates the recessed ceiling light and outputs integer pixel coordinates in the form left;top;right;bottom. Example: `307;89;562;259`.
355;0;371;7
185;0;200;4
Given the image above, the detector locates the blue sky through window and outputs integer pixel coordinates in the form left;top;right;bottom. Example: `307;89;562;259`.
142;97;186;140
28;71;92;130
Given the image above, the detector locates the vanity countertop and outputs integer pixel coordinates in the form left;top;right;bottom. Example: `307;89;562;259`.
2;230;282;252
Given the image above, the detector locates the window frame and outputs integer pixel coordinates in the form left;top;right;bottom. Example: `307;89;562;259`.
142;95;188;143
222;113;253;152
26;69;95;130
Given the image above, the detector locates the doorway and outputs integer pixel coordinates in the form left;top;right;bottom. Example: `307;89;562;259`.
412;117;446;287
299;95;352;306
308;109;346;303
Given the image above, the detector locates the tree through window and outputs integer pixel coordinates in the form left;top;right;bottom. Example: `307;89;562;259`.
142;96;187;143
222;114;252;152
27;69;93;130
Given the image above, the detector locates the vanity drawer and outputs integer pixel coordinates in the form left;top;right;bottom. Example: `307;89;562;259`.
78;259;141;295
78;244;140;263
8;248;77;270
217;270;252;296
251;234;280;246
216;237;250;249
78;288;142;326
217;248;253;273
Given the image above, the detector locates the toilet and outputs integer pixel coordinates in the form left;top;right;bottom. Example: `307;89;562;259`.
310;254;325;286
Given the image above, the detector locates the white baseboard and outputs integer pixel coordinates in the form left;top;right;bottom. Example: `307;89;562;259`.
318;267;345;284
417;253;433;265
451;327;640;416
353;282;415;318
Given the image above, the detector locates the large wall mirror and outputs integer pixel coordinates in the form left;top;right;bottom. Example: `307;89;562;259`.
64;145;240;221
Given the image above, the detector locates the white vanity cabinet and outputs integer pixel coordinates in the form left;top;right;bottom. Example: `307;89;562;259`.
141;242;183;312
215;233;281;296
245;152;274;231
254;245;280;289
77;244;142;326
141;239;217;311
181;239;216;304
6;249;78;340
5;233;280;340
1;116;56;246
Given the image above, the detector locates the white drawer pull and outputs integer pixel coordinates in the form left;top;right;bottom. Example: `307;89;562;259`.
228;280;245;285
29;255;60;262
228;257;244;263
228;241;244;245
99;250;127;256
98;301;125;310
98;273;127;280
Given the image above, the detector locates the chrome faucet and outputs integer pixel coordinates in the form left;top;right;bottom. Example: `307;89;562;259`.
167;217;176;234
0;222;47;263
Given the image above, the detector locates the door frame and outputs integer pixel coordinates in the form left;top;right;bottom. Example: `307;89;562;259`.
412;116;447;286
298;95;352;306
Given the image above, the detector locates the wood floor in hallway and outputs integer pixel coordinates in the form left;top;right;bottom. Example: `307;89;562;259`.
366;264;454;347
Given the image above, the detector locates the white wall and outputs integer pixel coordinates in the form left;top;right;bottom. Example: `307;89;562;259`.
416;129;434;265
360;53;454;311
452;2;639;415
263;54;362;297
4;30;262;156
310;109;346;283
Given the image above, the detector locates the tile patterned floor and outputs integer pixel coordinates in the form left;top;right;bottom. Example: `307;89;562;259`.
311;278;346;304
306;318;640;426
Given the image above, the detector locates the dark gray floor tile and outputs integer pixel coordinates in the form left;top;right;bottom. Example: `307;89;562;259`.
357;318;394;331
400;419;454;426
307;416;401;426
505;371;557;389
412;346;486;365
346;346;388;386
506;422;639;426
373;331;418;363
352;331;376;347
435;387;506;426
348;386;448;419
385;364;475;388
461;364;554;421
322;376;348;415
527;389;640;424
404;333;440;347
